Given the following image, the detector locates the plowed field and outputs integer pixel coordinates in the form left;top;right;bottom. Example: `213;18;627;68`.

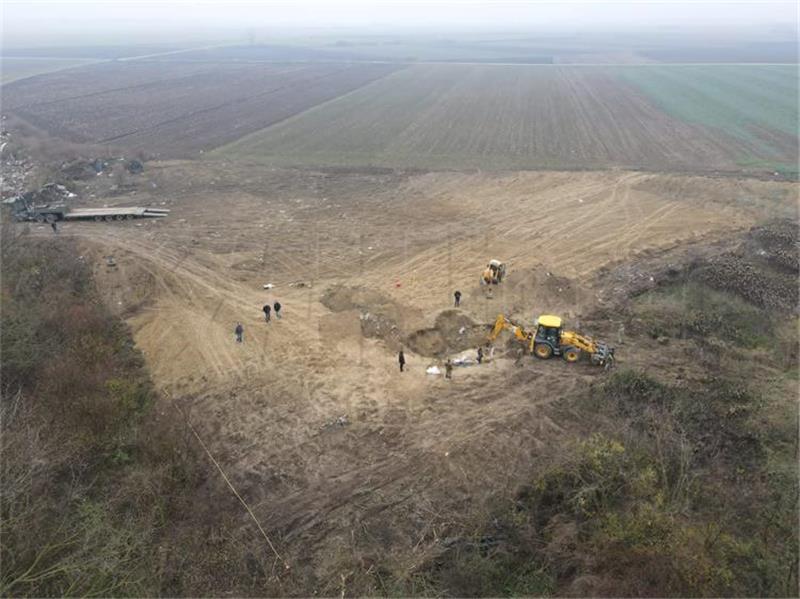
217;64;797;174
2;61;400;156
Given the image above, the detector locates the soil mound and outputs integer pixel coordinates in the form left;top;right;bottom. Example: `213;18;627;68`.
697;220;799;312
405;309;488;357
321;285;400;317
748;219;799;273
320;285;420;349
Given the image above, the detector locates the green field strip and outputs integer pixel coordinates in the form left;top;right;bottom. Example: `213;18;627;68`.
614;65;798;140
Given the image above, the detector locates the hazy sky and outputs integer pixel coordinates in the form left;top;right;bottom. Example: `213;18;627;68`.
2;0;797;46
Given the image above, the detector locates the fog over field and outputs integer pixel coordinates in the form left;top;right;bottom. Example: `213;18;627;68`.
3;0;797;46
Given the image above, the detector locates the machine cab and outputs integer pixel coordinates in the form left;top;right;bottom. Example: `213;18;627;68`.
534;314;562;346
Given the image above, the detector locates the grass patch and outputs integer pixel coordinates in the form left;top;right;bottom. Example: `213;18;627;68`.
0;232;268;596
633;281;774;348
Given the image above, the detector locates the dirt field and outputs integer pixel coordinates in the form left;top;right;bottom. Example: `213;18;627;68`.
1;61;399;156
26;158;794;585
0;57;100;83
216;64;796;174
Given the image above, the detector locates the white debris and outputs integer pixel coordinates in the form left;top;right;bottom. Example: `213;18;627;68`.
426;366;441;375
458;326;466;335
451;349;477;366
263;283;275;289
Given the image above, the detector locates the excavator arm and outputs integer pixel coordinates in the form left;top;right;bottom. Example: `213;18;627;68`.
488;314;535;353
560;330;599;354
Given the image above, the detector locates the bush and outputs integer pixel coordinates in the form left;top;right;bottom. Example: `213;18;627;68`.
0;234;265;597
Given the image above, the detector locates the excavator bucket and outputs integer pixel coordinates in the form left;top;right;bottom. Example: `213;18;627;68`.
591;342;615;369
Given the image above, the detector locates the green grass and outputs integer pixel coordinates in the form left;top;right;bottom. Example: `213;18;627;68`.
616;65;798;169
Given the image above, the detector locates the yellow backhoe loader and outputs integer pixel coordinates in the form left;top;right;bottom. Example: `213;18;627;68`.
488;313;614;368
481;259;506;285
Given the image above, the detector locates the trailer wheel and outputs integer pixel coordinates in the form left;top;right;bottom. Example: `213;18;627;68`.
126;214;135;220
35;214;46;223
104;215;114;222
94;216;103;222
115;214;125;221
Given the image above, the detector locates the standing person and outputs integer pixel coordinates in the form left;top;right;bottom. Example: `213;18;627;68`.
477;346;484;364
273;301;282;320
51;221;58;233
445;359;453;380
262;303;271;323
454;290;462;307
235;322;244;343
398;349;406;372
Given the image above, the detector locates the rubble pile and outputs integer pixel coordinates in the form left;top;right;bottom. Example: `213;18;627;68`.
60;157;145;180
696;220;799;313
11;183;77;207
0;131;35;200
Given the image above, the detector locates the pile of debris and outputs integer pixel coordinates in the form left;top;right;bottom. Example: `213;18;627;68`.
0;130;35;200
60;157;144;180
3;182;77;208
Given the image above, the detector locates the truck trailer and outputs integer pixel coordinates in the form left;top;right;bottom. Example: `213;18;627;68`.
11;197;169;223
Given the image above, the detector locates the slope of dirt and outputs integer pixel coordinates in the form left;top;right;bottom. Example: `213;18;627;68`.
406;310;488;357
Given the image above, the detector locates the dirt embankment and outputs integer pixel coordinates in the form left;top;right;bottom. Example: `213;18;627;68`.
320;284;421;349
321;285;489;356
405;310;488;357
590;219;799;314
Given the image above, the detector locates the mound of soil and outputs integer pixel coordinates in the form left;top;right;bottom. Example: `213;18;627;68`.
321;285;421;348
748;219;799;273
321;285;400;317
696;220;799;312
696;254;798;312
478;265;579;317
405;309;489;357
591;219;799;314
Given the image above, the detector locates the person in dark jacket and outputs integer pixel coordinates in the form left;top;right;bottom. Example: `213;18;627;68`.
454;290;462;307
273;301;282;319
398;350;406;372
445;359;453;379
235;322;244;343
262;303;271;322
477;346;484;364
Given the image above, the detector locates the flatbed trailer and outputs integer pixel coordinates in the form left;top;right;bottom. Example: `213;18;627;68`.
62;207;170;221
12;200;169;222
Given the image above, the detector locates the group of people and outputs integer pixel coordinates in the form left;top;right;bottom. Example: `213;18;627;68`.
262;301;282;322
399;350;455;377
233;300;283;343
398;343;491;379
394;288;489;378
235;288;482;375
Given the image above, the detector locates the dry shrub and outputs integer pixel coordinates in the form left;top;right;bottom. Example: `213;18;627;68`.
0;234;271;597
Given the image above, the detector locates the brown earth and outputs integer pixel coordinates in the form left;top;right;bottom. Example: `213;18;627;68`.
22;160;797;589
2;61;399;157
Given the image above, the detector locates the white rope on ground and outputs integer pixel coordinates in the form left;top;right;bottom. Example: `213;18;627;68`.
168;393;290;571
